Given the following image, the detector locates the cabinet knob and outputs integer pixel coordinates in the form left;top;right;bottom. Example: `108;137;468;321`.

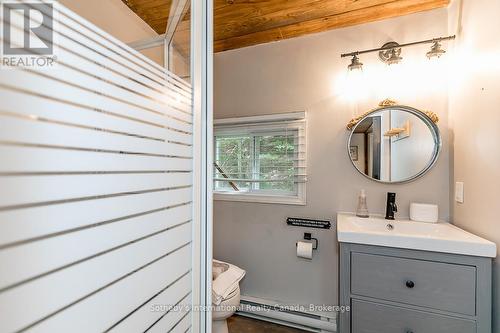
405;280;415;288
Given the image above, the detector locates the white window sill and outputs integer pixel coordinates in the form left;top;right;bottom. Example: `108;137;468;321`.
213;192;306;205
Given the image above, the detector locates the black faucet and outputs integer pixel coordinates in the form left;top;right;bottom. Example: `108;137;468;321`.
385;192;397;220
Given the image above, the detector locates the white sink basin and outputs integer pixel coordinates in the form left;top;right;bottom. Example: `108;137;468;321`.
337;213;497;258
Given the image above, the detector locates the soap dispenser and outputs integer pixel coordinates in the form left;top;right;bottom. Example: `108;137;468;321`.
356;189;369;218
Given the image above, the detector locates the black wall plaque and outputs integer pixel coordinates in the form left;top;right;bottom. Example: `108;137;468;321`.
286;217;331;229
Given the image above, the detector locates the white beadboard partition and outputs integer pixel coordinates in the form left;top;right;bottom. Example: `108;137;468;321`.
0;2;195;332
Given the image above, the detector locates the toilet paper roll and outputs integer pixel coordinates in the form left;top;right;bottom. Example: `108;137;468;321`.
296;241;313;259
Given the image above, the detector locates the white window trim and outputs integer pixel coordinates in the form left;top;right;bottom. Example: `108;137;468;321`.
214;190;306;205
214;112;307;206
214;111;305;126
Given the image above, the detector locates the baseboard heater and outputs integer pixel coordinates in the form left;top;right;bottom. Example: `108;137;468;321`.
237;296;337;332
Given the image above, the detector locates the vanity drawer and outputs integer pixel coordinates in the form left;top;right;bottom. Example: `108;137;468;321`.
351;252;476;315
352;299;476;333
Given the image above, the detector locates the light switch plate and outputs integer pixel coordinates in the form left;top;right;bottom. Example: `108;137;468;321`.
455;182;464;203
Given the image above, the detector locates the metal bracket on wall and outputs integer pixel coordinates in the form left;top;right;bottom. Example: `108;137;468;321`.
303;232;319;250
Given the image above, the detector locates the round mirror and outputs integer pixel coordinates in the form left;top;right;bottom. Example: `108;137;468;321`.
347;105;441;183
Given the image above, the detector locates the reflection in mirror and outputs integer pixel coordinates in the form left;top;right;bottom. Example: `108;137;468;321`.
348;107;440;183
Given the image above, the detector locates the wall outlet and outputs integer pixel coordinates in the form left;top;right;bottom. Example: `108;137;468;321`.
455;182;464;203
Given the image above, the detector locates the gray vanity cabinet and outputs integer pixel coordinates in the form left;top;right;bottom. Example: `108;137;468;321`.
339;243;493;333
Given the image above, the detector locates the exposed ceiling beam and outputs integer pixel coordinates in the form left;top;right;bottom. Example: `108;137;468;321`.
214;0;449;52
214;0;397;41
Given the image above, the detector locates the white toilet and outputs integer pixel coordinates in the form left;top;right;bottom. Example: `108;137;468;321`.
212;260;245;333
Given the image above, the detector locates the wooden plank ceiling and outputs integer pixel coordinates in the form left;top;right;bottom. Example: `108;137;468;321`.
122;0;449;53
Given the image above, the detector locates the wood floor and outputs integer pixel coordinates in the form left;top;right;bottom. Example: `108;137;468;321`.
227;315;309;333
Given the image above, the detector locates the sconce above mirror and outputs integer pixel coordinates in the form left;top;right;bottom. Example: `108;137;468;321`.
347;100;441;184
342;35;455;72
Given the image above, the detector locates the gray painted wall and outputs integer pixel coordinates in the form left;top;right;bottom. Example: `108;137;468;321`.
448;0;500;330
214;9;450;309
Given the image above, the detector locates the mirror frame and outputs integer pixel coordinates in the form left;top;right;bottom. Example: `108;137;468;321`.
347;102;442;184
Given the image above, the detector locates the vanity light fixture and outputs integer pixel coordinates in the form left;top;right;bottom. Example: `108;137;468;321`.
341;35;455;69
426;41;446;59
348;54;363;71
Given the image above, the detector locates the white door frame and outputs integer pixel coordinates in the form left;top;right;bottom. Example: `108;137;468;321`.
192;0;213;331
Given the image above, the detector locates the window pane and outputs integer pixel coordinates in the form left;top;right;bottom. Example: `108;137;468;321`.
215;136;252;191
256;134;296;193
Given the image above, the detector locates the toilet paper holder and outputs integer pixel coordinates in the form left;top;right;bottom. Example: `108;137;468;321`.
298;232;318;250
